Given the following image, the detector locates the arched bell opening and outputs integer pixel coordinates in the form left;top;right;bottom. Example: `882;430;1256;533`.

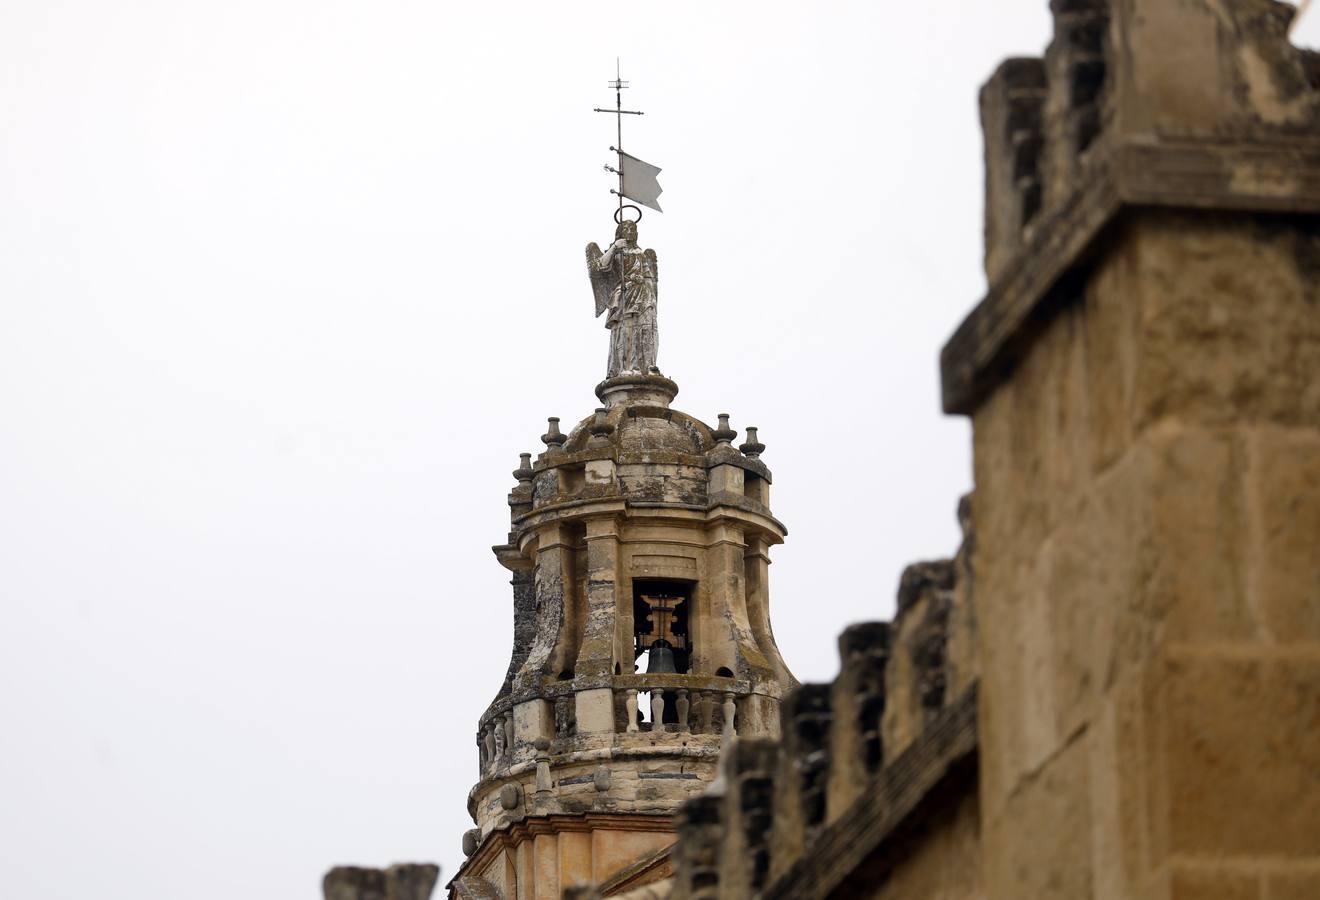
632;579;692;675
633;579;693;728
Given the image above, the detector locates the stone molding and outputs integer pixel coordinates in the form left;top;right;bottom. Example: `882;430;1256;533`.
458;812;676;884
595;842;676;896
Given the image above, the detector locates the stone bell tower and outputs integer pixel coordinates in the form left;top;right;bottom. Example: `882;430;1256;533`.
447;221;797;899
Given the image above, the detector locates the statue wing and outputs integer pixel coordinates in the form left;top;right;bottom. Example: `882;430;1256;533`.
644;248;658;285
586;242;614;317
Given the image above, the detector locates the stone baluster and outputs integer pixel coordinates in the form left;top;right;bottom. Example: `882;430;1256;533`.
534;739;553;795
482;726;496;772
676;688;690;732
502;714;514;756
650;690;665;730
722;692;737;741
699;691;715;734
476;731;486;775
625;688;640;733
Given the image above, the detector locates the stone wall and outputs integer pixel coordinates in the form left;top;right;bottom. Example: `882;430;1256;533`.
970;207;1320;900
949;1;1320;897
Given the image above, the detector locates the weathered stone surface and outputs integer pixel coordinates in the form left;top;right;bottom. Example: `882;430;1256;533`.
1158;652;1320;858
1250;427;1320;641
869;788;981;900
1264;870;1320;900
983;733;1093;900
1168;866;1260;900
1130;214;1320;433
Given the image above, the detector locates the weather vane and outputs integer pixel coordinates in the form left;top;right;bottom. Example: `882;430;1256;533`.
594;59;663;223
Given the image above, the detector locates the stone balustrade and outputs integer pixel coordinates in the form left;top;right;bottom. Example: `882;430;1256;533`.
612;674;742;736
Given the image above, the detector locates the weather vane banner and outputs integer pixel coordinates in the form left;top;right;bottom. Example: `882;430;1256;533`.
595;61;663;219
617;151;663;212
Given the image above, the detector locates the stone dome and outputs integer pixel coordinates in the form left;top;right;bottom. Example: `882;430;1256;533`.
560;403;713;456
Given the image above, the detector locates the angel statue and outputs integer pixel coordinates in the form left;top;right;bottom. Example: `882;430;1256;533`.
586;220;659;379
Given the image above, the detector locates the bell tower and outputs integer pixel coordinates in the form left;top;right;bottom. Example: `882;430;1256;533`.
447;220;797;899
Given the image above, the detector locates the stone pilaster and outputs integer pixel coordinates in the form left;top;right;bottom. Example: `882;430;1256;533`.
743;534;794;692
576;515;621;733
703;521;772;688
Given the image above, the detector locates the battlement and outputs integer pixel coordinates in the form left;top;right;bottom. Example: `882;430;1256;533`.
945;0;1320;415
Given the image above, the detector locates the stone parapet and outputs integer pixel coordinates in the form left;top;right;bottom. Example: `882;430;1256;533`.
323;865;440;900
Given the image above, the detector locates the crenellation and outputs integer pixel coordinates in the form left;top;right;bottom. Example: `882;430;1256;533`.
670;795;723;900
766;684;832;882
824;621;890;824
324;865;441;900
981;56;1047;281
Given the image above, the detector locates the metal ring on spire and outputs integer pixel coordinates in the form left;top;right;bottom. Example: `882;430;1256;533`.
614;204;643;225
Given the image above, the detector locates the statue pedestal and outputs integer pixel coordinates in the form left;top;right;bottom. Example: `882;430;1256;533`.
595;372;679;409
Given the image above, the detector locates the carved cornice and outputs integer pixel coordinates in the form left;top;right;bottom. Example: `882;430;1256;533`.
452;812;677;889
941;134;1320;416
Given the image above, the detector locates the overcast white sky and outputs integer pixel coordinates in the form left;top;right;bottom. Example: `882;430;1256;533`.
2;2;1316;898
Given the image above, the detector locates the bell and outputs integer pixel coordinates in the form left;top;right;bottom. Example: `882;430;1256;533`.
647;639;677;674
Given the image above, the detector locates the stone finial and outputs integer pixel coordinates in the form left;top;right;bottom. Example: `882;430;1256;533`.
461;828;481;857
739;426;765;459
512;452;534;484
712;413;737;445
587;407;615;448
540;417;566;450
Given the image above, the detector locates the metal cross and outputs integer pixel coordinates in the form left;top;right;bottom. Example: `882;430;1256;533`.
593;58;644;212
